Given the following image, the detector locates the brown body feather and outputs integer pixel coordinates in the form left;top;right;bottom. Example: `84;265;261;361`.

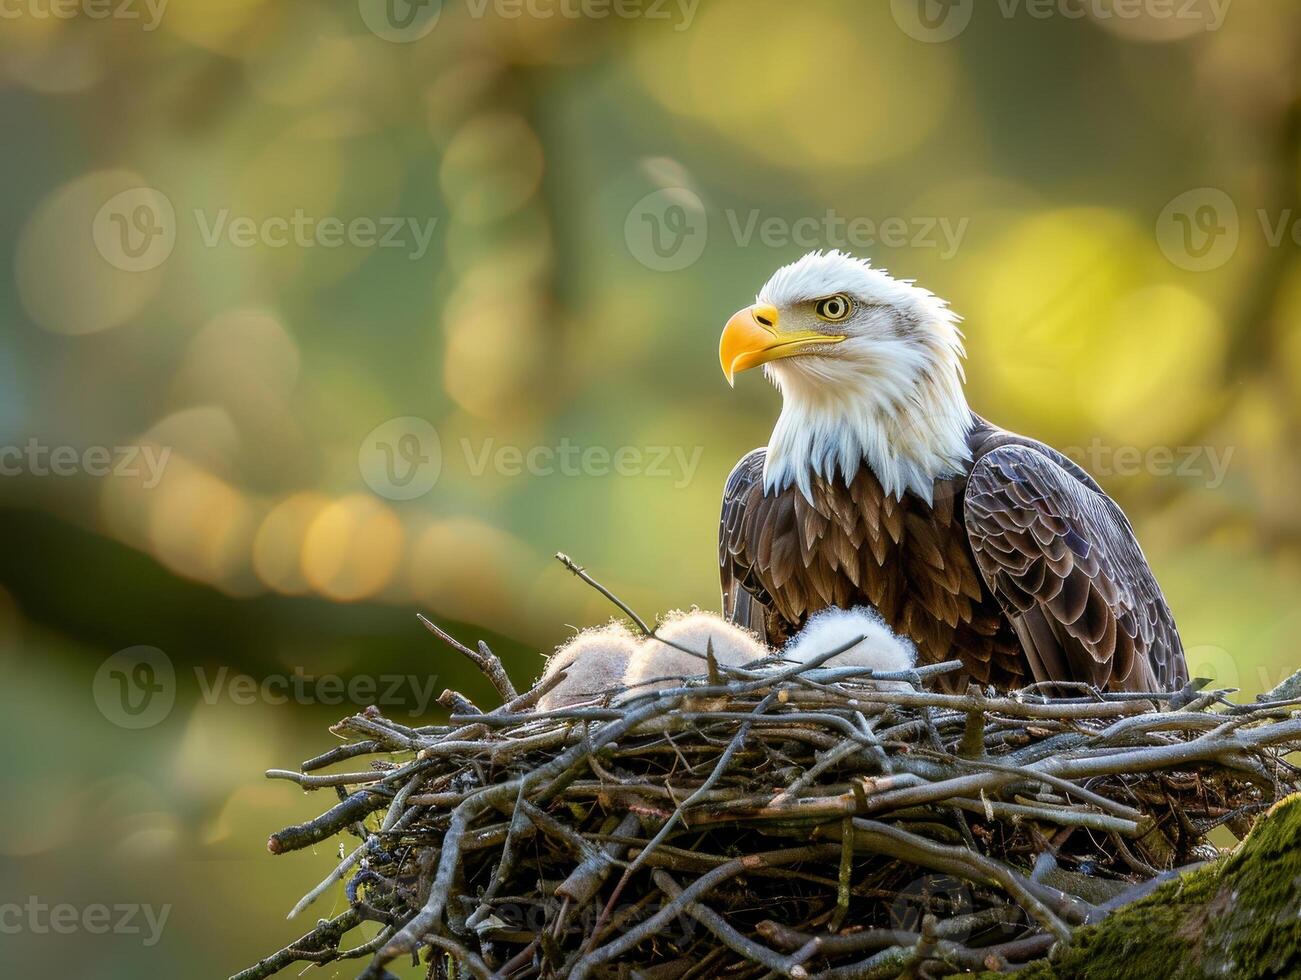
720;416;1188;693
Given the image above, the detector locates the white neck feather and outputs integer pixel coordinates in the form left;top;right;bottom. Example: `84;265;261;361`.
762;345;973;505
748;250;976;505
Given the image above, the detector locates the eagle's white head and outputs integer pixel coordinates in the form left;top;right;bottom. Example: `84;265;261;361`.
720;250;972;503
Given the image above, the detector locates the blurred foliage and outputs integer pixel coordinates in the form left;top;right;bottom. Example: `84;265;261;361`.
1;1;1300;977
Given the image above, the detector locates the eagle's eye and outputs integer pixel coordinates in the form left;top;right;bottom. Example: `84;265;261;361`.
814;294;853;322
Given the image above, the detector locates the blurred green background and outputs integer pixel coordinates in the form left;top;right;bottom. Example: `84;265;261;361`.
1;0;1299;976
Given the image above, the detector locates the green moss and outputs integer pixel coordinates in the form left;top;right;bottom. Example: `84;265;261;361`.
957;793;1301;980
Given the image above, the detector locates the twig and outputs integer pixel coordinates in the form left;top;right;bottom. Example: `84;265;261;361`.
417;612;517;703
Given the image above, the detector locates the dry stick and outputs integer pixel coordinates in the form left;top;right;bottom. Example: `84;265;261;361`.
505;667;570;713
417;612;517;703
842;818;1076;940
830;817;855;933
302;740;382;772
268;755;431;793
517;798;606;864
267;790;390;854
864;763;1097;819
465;784;531;932
265;769;392;789
367;693;687;975
930;933;1057;972
229;908;364;980
338;714;426;752
555;552;652;634
853;710;893;774
828;687;1153;720
556;812;646;906
757;907;1020;957
497;939;539;977
817;936;930;980
1040;717;1301;779
438;689;482;716
651;869;810;978
287;804;425;920
772;739;865;805
423;931;495;980
900;748;1146;821
332;926;397;962
623;692;780;879
571;844;844;979
581;691;781;957
666;710;904;751
943;797;1141;836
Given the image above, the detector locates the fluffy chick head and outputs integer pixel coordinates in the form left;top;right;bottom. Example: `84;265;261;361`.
623;610;768;696
782;606;917;688
535;622;638;711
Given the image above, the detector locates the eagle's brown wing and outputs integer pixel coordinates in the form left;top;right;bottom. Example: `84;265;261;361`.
964;444;1187;692
719;448;778;645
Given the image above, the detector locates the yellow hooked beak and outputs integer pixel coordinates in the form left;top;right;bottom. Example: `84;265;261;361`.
719;304;847;386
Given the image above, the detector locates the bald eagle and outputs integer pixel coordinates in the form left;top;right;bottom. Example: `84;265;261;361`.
718;251;1188;693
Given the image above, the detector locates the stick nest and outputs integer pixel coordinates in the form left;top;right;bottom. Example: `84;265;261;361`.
236;562;1301;980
